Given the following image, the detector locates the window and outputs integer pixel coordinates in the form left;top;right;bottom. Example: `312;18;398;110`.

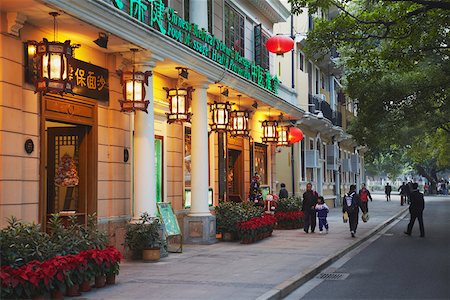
208;0;213;33
184;127;192;187
298;52;304;71
315;68;320;94
301;139;305;181
254;24;270;70
224;2;245;56
321;73;325;90
254;143;268;184
184;0;189;23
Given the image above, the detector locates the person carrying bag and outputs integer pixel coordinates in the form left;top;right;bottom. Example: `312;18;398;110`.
342;184;365;237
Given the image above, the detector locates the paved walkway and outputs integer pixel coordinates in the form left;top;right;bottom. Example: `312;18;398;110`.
83;193;409;300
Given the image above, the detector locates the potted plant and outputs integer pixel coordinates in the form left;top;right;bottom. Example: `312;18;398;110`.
124;213;162;262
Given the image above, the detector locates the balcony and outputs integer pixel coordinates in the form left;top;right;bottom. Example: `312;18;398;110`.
308;94;343;127
332;111;342;127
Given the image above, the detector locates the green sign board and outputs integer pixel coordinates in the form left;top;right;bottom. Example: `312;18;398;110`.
157;202;181;236
260;185;270;201
109;0;280;94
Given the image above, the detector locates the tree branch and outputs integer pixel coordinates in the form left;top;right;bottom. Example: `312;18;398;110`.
383;0;450;10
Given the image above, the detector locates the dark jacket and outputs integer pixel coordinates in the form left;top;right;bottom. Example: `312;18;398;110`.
342;191;363;214
409;190;425;213
279;188;289;199
385;185;392;194
398;184;409;195
302;190;318;212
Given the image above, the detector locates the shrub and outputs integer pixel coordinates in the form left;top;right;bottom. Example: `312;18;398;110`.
274;196;302;213
215;202;263;234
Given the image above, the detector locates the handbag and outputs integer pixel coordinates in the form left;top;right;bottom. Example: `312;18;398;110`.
343;212;349;223
362;212;369;222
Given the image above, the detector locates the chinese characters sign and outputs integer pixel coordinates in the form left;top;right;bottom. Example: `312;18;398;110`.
69;57;109;102
110;0;280;94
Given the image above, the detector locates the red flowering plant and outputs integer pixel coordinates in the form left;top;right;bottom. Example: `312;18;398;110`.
237;215;276;242
274;196;304;229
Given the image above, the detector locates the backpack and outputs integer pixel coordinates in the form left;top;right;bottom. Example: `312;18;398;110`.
360;190;368;202
344;193;356;213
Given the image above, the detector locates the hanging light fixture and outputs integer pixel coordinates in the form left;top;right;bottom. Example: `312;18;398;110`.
34;12;73;95
118;48;152;113
210;86;231;132
266;34;294;55
230;95;250;138
262;109;279;143
277;125;291;146
165;67;192;123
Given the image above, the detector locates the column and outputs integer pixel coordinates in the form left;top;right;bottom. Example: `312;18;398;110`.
133;63;156;220
189;83;210;216
189;0;208;30
183;81;216;244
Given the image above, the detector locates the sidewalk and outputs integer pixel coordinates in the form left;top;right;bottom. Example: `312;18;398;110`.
83;194;408;300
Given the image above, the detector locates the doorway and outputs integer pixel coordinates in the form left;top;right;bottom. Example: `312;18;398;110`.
46;124;90;225
227;149;243;201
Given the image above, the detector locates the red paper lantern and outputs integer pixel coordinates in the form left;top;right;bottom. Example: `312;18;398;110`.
288;127;303;144
266;34;294;55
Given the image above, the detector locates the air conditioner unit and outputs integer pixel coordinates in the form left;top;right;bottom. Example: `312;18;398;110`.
314;94;326;101
326;144;339;170
342;158;352;172
305;150;320;168
350;154;360;174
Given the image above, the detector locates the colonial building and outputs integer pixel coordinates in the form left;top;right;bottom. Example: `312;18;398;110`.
273;1;366;207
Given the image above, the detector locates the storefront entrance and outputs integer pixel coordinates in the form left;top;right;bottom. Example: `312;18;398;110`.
227;148;244;202
40;95;98;228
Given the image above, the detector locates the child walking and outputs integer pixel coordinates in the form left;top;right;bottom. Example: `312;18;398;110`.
315;196;329;233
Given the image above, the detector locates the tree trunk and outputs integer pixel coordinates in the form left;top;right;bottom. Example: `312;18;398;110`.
416;164;438;194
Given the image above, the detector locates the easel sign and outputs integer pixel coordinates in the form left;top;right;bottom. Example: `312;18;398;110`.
157;202;182;253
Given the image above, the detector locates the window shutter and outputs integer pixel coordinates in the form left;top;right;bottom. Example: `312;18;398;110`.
254;24;262;65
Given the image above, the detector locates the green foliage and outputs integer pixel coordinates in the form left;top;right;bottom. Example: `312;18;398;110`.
0;216;55;267
0;214;108;268
274;196;302;213
124;212;162;254
215;202;263;234
289;0;450;179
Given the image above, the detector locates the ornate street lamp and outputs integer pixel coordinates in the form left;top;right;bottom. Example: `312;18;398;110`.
210;86;231;132
230;95;250;137
266;34;294;55
277;125;291;146
262;120;278;143
118;49;152;113
34;12;73;95
165;68;192;123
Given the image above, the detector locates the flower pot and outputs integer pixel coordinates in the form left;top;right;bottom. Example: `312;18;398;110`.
66;284;81;297
143;247;160;262
222;232;236;241
80;280;92;292
95;275;106;288
51;289;64;300
32;294;47;300
106;273;116;285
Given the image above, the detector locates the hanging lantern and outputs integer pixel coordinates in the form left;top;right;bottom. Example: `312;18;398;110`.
210;101;231;132
165;87;192;123
230;95;250;137
266;34;294;55
277;126;291;146
34;12;73;95
230;110;250;137
119;69;152;113
289;127;304;144
262;120;278;143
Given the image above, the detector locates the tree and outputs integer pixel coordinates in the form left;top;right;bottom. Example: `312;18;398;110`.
289;0;450;182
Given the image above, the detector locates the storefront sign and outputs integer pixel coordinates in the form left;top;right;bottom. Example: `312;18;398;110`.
109;0;280;94
69;58;109;102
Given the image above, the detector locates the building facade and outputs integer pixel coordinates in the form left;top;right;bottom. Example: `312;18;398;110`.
272;2;366;207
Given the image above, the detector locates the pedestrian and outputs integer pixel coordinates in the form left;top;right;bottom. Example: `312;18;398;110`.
315;196;329;234
279;183;289;199
398;182;409;206
302;183;319;233
384;182;392;201
358;183;372;213
404;182;425;237
424;182;429;195
342;184;364;238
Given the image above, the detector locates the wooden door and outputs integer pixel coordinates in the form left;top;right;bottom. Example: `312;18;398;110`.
47;126;88;225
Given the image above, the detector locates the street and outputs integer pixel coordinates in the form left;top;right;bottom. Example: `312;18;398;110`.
286;195;450;300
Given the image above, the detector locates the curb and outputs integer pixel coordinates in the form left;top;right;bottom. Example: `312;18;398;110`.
256;207;410;300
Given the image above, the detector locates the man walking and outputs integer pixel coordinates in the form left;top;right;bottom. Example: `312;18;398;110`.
343;184;364;237
398;182;409;206
404;182;425;237
302;183;318;233
385;183;392;201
